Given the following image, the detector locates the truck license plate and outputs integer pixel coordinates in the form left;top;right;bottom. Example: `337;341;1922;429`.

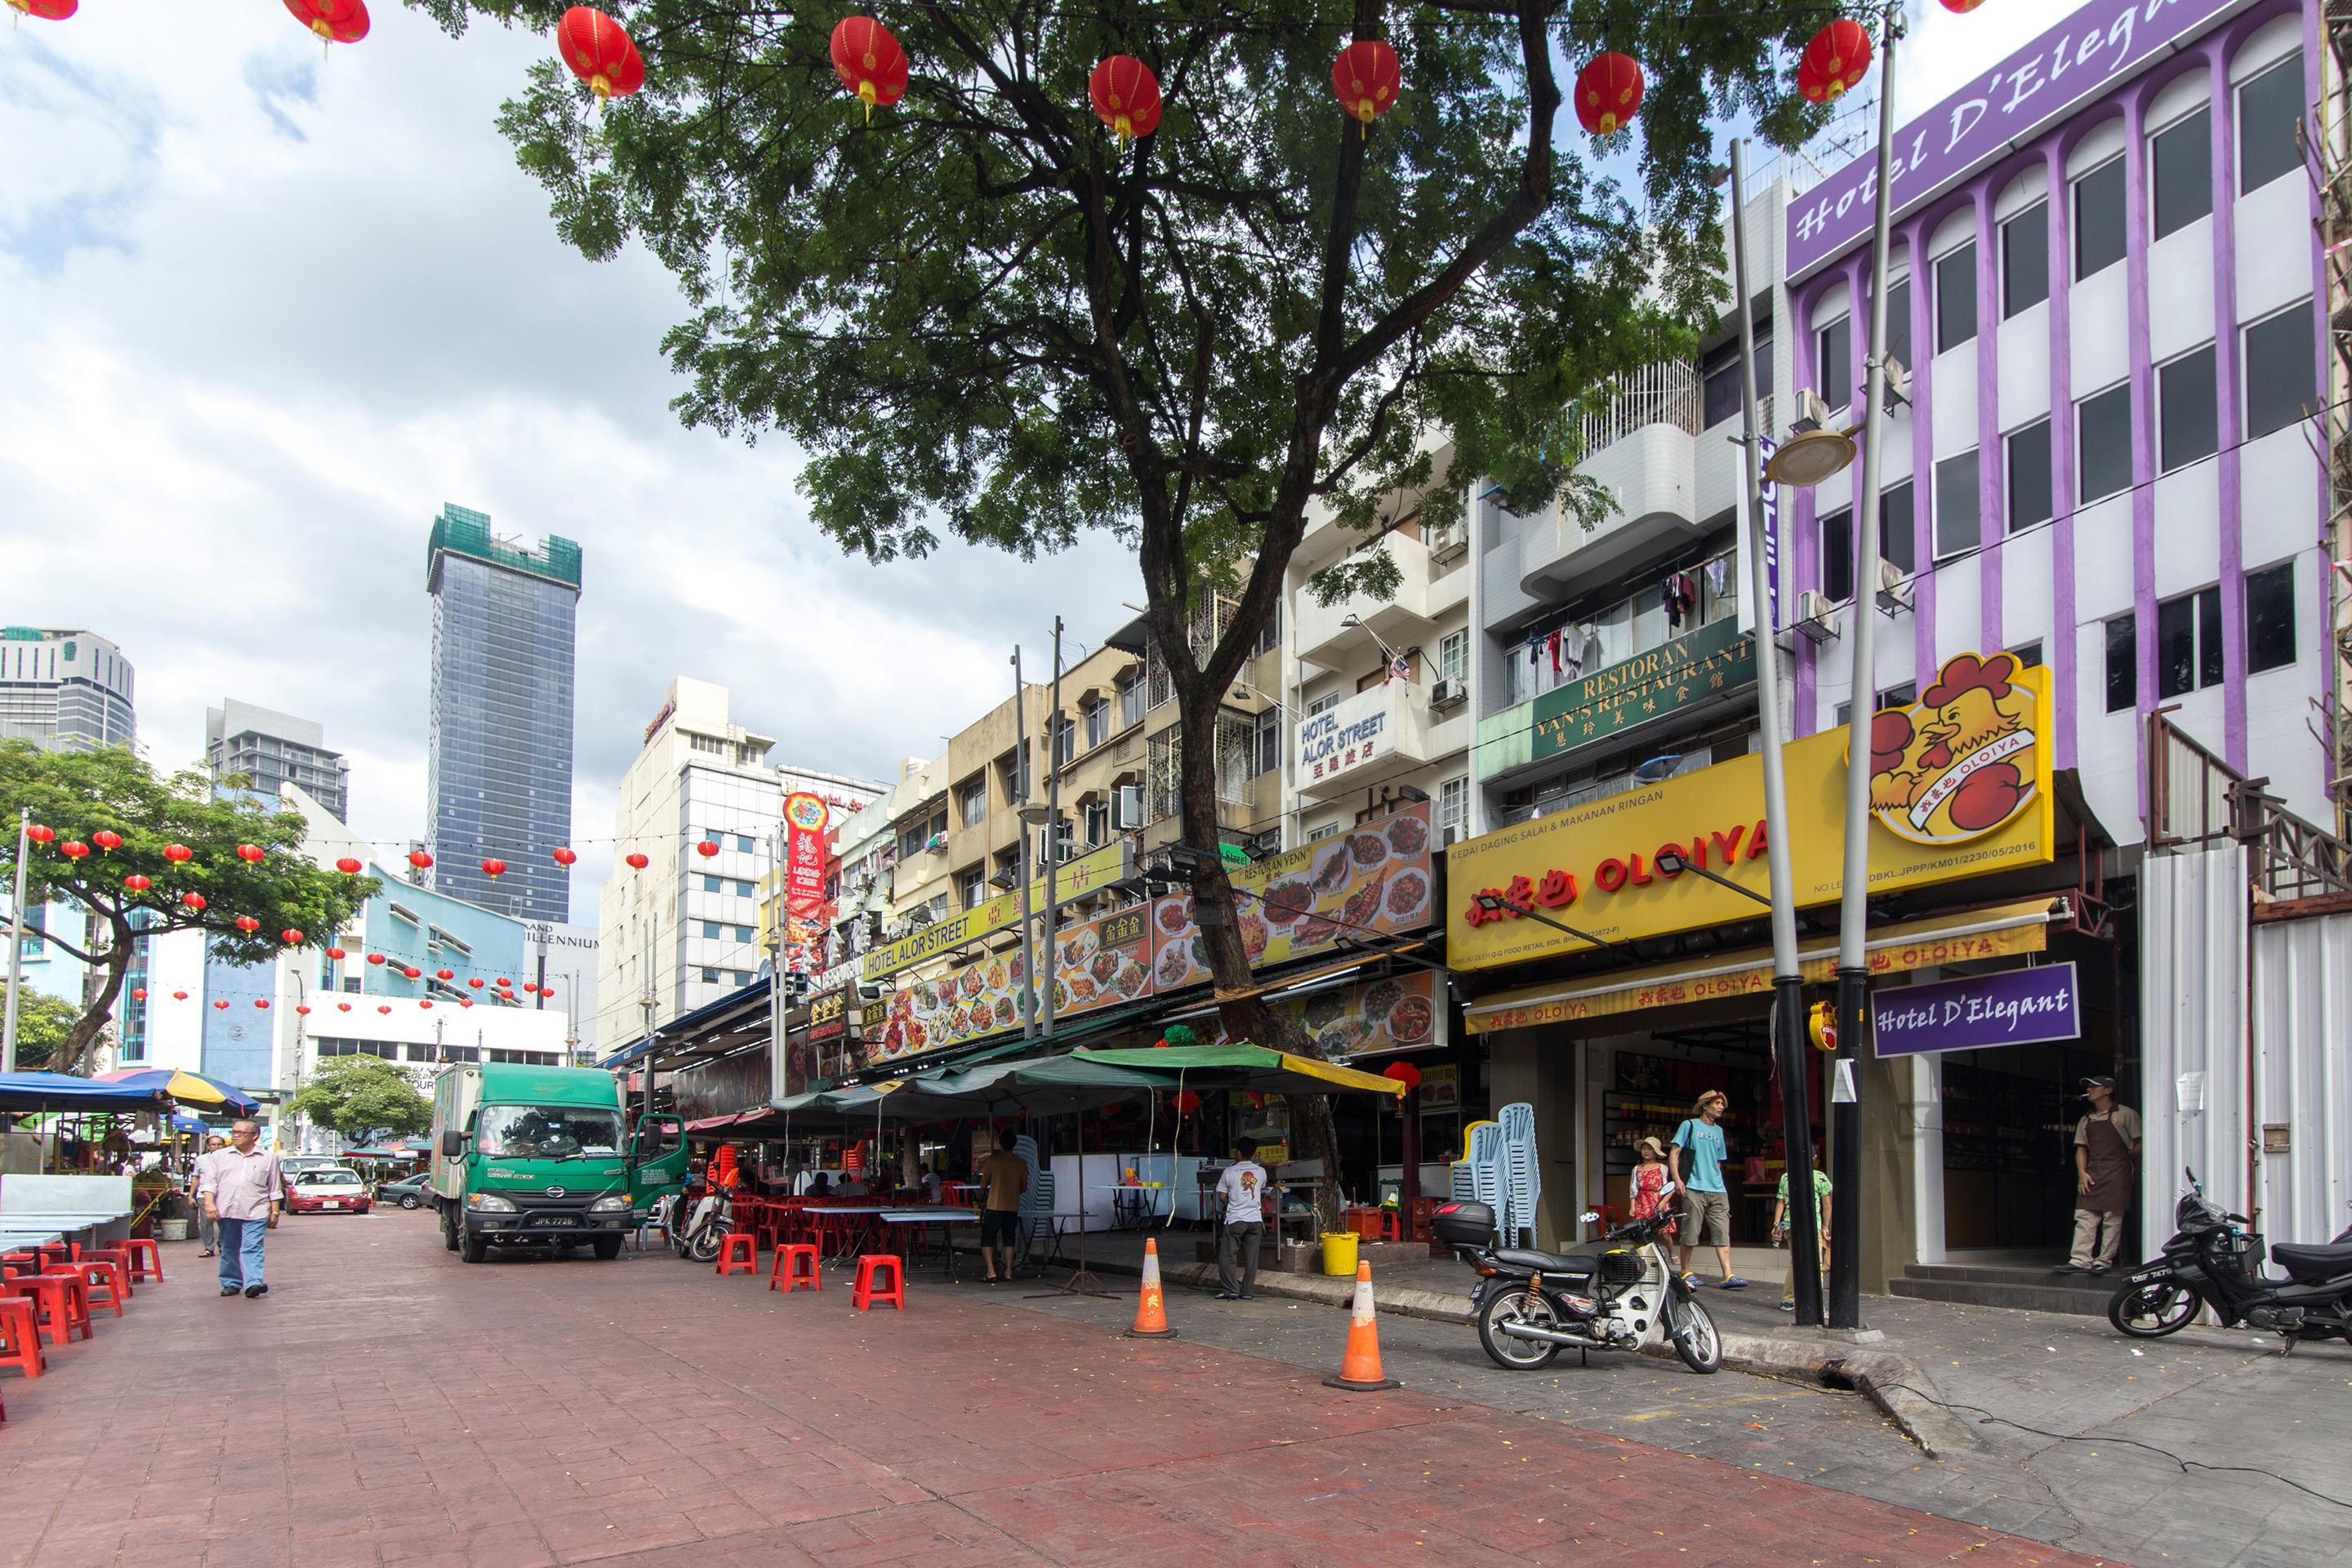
530;1214;577;1228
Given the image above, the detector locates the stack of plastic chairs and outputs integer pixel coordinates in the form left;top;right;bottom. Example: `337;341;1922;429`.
1499;1102;1540;1249
1450;1119;1508;1239
1014;1135;1054;1267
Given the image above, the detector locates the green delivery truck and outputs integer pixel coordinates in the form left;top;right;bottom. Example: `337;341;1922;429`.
429;1062;687;1263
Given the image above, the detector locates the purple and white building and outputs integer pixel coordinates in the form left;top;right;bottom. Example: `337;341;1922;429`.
1784;0;2328;836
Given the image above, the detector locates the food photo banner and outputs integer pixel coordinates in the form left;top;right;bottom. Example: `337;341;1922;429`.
866;902;1156;1065
859;840;1132;982
1150;803;1437;990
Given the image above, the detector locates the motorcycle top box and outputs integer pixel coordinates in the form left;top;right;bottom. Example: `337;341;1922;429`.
1431;1200;1497;1249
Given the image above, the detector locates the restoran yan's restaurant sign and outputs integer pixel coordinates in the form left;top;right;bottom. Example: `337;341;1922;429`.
1447;653;2053;971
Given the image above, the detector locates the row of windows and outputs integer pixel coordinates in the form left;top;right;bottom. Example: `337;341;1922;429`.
2104;563;2300;710
701;875;757;897
697;967;753;987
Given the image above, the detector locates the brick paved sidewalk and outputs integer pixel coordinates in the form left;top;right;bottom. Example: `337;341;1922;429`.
0;1213;2118;1567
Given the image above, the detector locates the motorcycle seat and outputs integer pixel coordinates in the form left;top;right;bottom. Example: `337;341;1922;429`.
2270;1241;2352;1282
1490;1248;1597;1276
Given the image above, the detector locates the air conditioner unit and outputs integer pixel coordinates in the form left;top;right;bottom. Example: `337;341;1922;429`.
1793;590;1840;645
1428;529;1468;564
1875;558;1913;615
1112;783;1146;830
1428;677;1467;711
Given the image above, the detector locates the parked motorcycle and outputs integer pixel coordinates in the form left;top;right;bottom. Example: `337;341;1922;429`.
2107;1169;2352;1352
1433;1197;1722;1374
668;1178;732;1264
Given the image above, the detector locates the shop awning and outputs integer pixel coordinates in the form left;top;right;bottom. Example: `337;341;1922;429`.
1069;1041;1408;1098
1463;898;2067;1035
0;1071;175;1114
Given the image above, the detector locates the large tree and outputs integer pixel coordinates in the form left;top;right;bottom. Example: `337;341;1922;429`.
416;0;1833;1217
287;1056;435;1143
1;742;381;1076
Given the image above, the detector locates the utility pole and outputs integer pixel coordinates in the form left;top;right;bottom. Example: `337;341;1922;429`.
1731;138;1821;1327
1830;1;1906;1332
767;822;787;1101
1040;617;1065;1041
1012;648;1039;1042
2;808;28;1073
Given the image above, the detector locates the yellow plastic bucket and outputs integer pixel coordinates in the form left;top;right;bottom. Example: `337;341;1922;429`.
1321;1231;1359;1276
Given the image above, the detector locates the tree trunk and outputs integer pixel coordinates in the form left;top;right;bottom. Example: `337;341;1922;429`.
1174;679;1347;1233
59;920;132;1078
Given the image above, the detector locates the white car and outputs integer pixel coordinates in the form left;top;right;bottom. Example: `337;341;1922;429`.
285;1166;373;1215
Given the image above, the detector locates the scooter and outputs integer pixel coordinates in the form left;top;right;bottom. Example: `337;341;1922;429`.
2108;1169;2352;1352
668;1178;733;1264
1433;1196;1722;1374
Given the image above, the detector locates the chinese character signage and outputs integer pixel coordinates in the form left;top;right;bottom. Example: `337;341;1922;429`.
1297;683;1399;787
1530;618;1753;762
783;792;831;919
1152;803;1437;989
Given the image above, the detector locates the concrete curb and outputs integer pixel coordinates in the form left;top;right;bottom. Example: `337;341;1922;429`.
1063;1247;1975;1459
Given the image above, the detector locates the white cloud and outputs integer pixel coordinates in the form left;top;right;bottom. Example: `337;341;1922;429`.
0;4;1134;925
1900;0;2099;122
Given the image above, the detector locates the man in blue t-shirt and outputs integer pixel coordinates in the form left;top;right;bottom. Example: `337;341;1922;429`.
1669;1090;1748;1289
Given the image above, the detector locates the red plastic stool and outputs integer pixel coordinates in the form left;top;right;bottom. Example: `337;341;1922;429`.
852;1254;904;1312
0;1297;44;1379
120;1237;164;1284
769;1243;820;1294
86;1248;135;1301
6;1274;91;1346
69;1259;127;1318
715;1233;758;1276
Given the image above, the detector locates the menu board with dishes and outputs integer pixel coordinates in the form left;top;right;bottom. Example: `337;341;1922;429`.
1152;803;1437;990
866;904;1156;1065
1288;971;1441;1058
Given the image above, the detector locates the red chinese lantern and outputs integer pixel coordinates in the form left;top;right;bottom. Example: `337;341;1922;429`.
408;849;434;870
377;1004;392;1014
550;846;577;867
215;1000;230;1010
556;7;644;102
336;1002;351;1012
131;987;147;1001
420;1000;434;1009
468;977;484;989
281;929;304;946
402;966;421;980
459;998;474;1009
626;852;649;871
436;969;454;981
496;977;511;988
1174;1090;1202;1114
326;947;346;960
335;857;363;875
234;915;261;934
60;840;88;861
180;892;207;911
1797;20;1872;105
172;991;189;1001
1573;51;1645;136
1089;56;1162;142
522;982;538;995
90;829;122;853
283;0;368;49
1940;0;1987;10
24;824;56;844
163;843;192;863
1382;1061;1423;1092
7;2;76;21
695;840;719;859
122;873;152;892
236;843;265;863
481;858;507;879
367;953;386;966
254;999;271;1010
1330;39;1401;132
296;1004;310;1015
829;16;907;122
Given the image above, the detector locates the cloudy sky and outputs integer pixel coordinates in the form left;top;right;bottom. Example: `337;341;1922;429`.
0;1;2069;924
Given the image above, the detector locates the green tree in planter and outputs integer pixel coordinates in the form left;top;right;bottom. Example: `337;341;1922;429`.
287;1056;435;1143
410;0;1835;1222
1;742;381;1076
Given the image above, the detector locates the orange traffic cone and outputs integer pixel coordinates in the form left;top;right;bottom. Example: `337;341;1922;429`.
1322;1259;1401;1392
1124;1236;1178;1339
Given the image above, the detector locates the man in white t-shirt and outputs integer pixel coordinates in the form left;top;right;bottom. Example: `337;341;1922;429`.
1214;1140;1268;1300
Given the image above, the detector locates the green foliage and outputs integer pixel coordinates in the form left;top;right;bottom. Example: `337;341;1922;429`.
288;1057;434;1142
4;989;95;1074
0;741;381;1065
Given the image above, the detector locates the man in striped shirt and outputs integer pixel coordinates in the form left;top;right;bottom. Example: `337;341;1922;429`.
197;1120;286;1299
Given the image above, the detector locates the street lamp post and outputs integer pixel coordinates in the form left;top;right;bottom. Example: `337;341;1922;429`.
2;808;29;1073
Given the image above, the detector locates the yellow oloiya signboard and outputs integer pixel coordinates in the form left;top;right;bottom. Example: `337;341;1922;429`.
1446;654;2053;972
859;840;1133;982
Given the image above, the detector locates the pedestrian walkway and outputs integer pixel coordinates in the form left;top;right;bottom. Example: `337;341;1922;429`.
0;1211;2114;1567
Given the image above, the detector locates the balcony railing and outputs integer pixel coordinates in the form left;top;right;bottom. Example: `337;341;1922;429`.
2148;707;2351;901
1579;360;1700;455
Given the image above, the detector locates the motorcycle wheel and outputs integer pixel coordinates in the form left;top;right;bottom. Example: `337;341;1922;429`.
1477;1286;1566;1371
1668;1296;1723;1374
2108;1280;2201;1338
687;1224;723;1264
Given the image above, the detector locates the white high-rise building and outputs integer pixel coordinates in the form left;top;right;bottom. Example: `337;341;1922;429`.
0;626;135;751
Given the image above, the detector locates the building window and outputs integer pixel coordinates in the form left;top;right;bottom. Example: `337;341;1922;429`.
1083;697;1109;750
701;967;720;984
1307;824;1339;843
2074;156;2127;279
1254;599;1282;657
2157;585;2225;699
2239;58;2304;194
1932;449;1980;559
2151;104;2213;241
1699;323;1770;429
2008;641;2044;669
702;875;722;893
2005;419;2052;532
1438;776;1468;844
1881;277;1911;374
2077;384;2133;503
1438;628;1468;687
2002;201;2048;318
1817;316;1851;410
1117;675;1145;731
1053;715;1076;769
1934;240;1977;354
1082;800;1110;845
2107;616;2145;715
2158;344;2218;471
1252;706;1279;777
1305;692;1339;717
1879;481;1915;574
702;920;721;939
1820;505;1854;602
733;834;754;853
2244;305;2318;439
958;776;986;828
2245;561;2298;674
736;879;755;898
733;925;751;943
960;868;986;911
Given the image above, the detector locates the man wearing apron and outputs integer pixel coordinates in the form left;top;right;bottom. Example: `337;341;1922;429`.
2056;1076;2140;1275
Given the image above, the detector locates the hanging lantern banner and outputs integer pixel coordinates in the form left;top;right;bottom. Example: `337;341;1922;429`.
783;791;831;920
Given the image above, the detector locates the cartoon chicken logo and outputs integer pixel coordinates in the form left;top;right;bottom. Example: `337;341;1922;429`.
1862;653;2047;846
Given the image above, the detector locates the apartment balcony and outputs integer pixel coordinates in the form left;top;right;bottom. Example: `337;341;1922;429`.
1519;363;1704;602
1296;679;1437;801
1295;532;1439;672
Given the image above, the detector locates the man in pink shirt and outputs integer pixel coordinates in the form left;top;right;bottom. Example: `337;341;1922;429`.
197;1120;286;1298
